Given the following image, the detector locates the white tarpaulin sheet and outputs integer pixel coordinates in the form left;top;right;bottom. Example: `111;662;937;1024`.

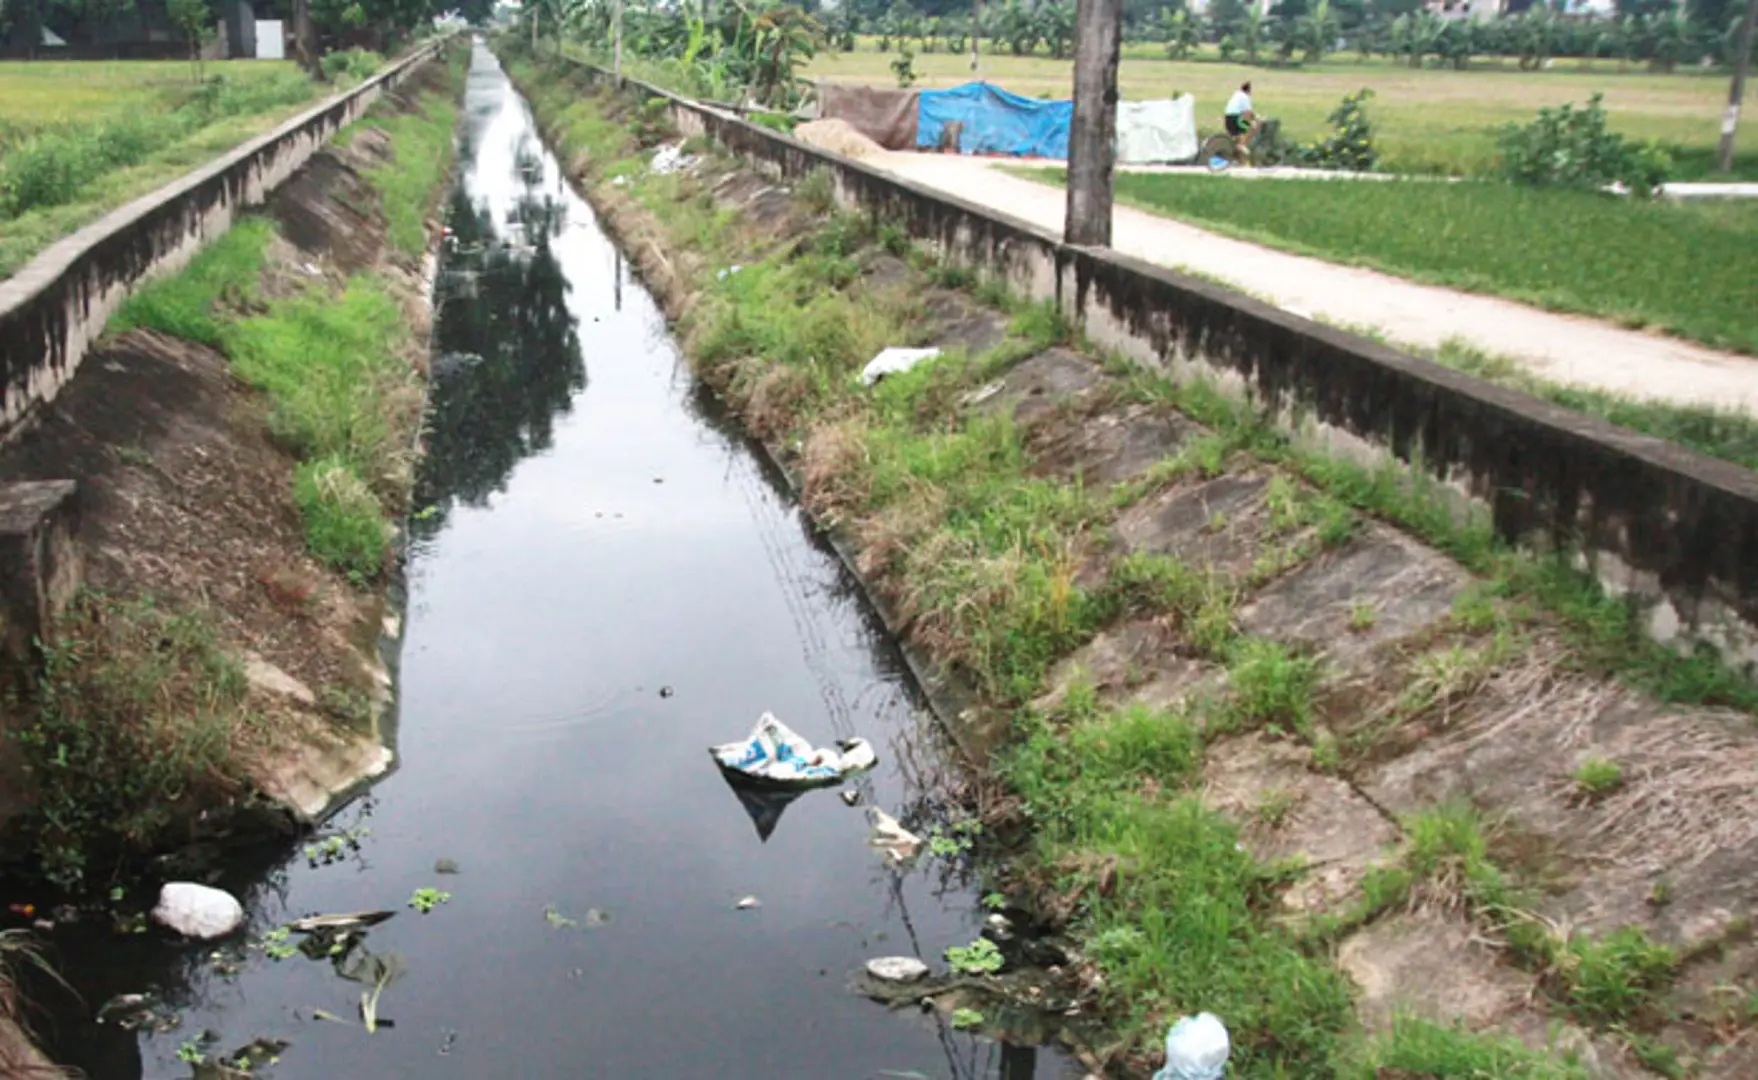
1117;96;1198;165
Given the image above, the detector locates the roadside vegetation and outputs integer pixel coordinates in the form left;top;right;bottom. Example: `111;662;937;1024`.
0;51;398;280
7;49;464;891
507;44;1757;1076
1015;166;1758;356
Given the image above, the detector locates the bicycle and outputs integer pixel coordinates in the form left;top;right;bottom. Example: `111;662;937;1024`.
1199;116;1290;172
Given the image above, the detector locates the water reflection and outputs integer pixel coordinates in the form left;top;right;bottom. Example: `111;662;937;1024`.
413;133;584;543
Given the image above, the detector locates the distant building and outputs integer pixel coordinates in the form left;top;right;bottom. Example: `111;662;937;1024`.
3;0;274;60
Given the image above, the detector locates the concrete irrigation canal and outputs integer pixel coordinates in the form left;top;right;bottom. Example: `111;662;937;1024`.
23;45;1069;1080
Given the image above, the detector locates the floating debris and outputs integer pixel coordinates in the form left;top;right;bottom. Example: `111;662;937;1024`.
867;808;923;869
865;957;930;983
735;896;761;911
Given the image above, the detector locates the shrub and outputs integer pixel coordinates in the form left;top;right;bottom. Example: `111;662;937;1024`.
322;48;386;83
1496;93;1670;197
1302;89;1378;173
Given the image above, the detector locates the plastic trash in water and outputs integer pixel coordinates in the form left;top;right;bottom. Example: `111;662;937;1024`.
1154;1013;1230;1080
710;712;877;789
860;347;941;387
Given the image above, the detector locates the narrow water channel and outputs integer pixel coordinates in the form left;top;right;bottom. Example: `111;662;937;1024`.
33;44;1070;1080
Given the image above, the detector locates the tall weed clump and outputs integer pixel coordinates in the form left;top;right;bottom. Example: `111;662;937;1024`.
12;594;247;888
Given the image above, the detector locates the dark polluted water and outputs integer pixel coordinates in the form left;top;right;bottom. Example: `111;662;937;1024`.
27;45;1072;1080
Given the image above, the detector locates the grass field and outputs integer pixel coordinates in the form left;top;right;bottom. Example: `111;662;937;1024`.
0;59;332;279
1015;167;1758;355
806;42;1756;179
0;58;303;137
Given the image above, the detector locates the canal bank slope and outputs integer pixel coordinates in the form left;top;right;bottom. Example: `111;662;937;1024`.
504;44;1758;1080
0;46;466;891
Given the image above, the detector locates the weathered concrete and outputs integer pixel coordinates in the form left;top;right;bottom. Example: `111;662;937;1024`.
0;480;81;694
0;36;453;442
546;55;1758;675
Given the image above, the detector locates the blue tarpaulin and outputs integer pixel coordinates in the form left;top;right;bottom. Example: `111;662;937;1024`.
915;82;1072;159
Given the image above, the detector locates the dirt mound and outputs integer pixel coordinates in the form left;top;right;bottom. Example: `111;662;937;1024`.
793;118;884;160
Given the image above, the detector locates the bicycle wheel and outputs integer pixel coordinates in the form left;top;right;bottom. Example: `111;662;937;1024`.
1200;133;1235;173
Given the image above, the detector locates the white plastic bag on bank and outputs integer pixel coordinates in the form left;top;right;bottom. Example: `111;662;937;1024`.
1154;1012;1230;1080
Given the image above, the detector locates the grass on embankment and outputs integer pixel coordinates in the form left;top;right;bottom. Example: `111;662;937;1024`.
0;51;389;280
507;47;1734;1075
1015;167;1758;357
113;53;462;582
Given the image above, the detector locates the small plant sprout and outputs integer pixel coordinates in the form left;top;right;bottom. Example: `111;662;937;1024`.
927;819;984;858
980;891;1007;911
1348;601;1378;632
408;887;451;914
1572;756;1624;798
176;1039;206;1064
945;937;1004;976
1256;788;1301;829
951;1007;985;1030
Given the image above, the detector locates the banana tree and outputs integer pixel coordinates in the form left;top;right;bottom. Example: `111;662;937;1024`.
1036;0;1075;59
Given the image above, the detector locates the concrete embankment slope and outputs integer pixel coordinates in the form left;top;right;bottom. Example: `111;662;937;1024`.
507;47;1758;1077
0;46;465;884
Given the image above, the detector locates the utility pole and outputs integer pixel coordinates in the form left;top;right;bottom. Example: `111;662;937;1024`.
970;0;981;72
614;0;624;82
1064;0;1123;246
1721;0;1757;173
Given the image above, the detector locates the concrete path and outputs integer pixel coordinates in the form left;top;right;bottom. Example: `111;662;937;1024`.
865;151;1758;413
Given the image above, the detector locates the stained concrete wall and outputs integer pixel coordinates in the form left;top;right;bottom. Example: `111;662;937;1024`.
546;55;1758;671
0;36;452;440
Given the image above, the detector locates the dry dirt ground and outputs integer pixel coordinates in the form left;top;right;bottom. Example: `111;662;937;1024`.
0;59;453;832
563;102;1758;1074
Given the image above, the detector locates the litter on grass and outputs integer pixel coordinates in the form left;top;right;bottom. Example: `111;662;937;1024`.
860;347;940;386
710;713;876;789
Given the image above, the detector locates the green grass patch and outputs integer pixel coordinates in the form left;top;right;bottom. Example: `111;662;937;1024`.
355;57;466;256
111;217;273;345
294;457;391;582
228;277;411;472
1017;168;1758;356
1004;696;1354;1072
1338;1014;1590;1079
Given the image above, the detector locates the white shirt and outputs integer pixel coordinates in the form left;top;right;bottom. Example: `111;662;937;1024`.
1225;90;1252;117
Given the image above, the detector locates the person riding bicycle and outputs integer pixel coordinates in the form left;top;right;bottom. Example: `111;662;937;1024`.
1224;81;1256;154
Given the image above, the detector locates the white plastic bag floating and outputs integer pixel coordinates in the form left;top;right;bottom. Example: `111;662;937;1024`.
710;712;877;788
1154;1012;1230;1080
860;347;941;386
